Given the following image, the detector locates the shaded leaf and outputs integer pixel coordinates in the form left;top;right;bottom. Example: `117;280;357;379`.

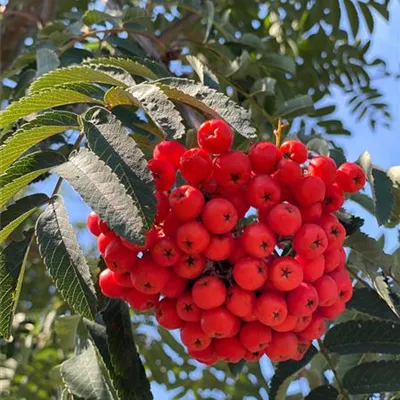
203;1;215;43
53;149;146;244
186;55;219;90
82;9;114;26
275;95;315;119
343;0;359;38
359;3;374;33
307;138;329;156
36;48;60;77
305;385;338;400
228;359;246;376
335;209;364;236
36;196;97;320
54;315;81;351
262;53;296;75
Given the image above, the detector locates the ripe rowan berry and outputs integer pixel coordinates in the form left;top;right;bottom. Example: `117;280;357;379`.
214;336;246;363
295;254;325;282
202;198;238;234
197;119;234;154
233;258;268;290
154;191;170;224
329;269;353;302
318;299;346;319
314;275;338;307
244;350;263;362
228;238;248;265
124;288;159;311
293;176;326;207
293;315;312;332
203;233;234;261
246;175;281;210
150;236;181;267
242;310;258;322
99;269;127;298
269;256;303;291
266;203;302;236
309;155;337;185
113;271;133;288
280;140;308;163
338;247;346;269
181;322;211;351
324;247;341;272
265;331;298;362
226;285;255;317
248;141;281;174
213;151;252;190
241;222;276;258
287;283;319;316
169;185;205;221
335;162;366;193
239;322;272;352
147;158;175;191
120;228;159;252
192;276;227;309
99;220;114;237
131;256;171;294
174;253;206;279
297;313;326;341
153;140;186;169
98;233;114;255
293;224;328;259
161;272;188;298
217;188;250;219
188;345;216;364
105;238;135;273
201;307;239;338
272;314;298;332
176;221;210;254
180;148;213;184
292;341;311;361
319;214;346;250
274;158;302;184
155;298;183;330
254;292;288;326
300;202;323;224
87;212;101;236
323;184;345;213
162;214;181;239
226;317;241;338
176;291;202;322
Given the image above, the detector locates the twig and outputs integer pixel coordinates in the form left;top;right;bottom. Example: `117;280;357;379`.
318;339;350;400
273;118;288;147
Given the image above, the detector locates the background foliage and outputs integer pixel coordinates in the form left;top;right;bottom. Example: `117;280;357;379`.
0;0;399;399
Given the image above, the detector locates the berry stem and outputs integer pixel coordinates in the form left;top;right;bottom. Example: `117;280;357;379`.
273;118;288;148
318;339;350;399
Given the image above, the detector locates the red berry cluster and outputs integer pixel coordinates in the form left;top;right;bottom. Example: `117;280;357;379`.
88;119;366;365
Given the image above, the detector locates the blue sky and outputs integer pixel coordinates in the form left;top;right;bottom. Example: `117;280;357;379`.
27;2;400;399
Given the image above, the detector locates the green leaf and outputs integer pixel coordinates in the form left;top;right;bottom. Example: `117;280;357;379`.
30;65;131;94
0;111;79;174
335;209;364;236
371;167;394;225
82;9;114;26
305;385;339;400
228;359;246;376
203;1;215;43
61;342;114;400
36;48;60;77
0;193;49;243
83;107;156;229
186;55;219;90
104;87;137;109
324;320;400;355
250;77;276;97
262;53;296;75
0;88;102;128
307;138;329;156
347;288;399;322
275;95;315;119
36;195;97;320
0;232;32;339
343;361;400;394
102;300;153;400
359;3;374;33
344;0;359;38
156;78;257;139
54;315;81;351
0;151;66;209
52;149;146;244
269;346;318;400
128;84;186;139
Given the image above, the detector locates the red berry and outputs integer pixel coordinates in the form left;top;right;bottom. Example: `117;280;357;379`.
300;202;323;224
241;222;276;258
293;224;328;259
319;214;346;250
280;140;308;163
228;238;248;264
155;298;182;330
239;322;272;352
99;269;126;298
188;345;216;364
197;119;234;154
269;256;303;291
98;233;114;255
309;155;337;185
246;175;281;211
174;253;206;279
201;307;239;338
319;299;346;319
329;269;353;303
226;285;255;317
150;236;181;267
181;322;211;351
248;141;281;174
87;212;101;236
147;158;175;191
297;313;326;341
105;238;135;273
213;151;252;190
242;311;258;322
161;272;188;298
192;276;227;310
162;214;181;239
218;188;250;219
124;288;159;311
153;140;186;169
323;184;345;213
154;191;169;224
204;233;234;261
295;254;325;282
120;228;159;252
265;331;298;362
180;148;213;184
272;314;298;332
244;350;263;362
233;258;268;290
335;162;366;193
176;291;202;322
274;158;302;184
293;176;326;207
287;283;319;316
254;292;288;326
176;221;210;254
99;220;114;237
169;185;205;221
292;341;311;361
202;198;238;234
113;271;133;288
214;336;246;363
293;315;312;332
324;247;341;272
131;256;171;294
266;203;302;236
314;275;339;307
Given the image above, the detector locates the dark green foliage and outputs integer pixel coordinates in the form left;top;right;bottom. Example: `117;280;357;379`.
305;385;339;400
